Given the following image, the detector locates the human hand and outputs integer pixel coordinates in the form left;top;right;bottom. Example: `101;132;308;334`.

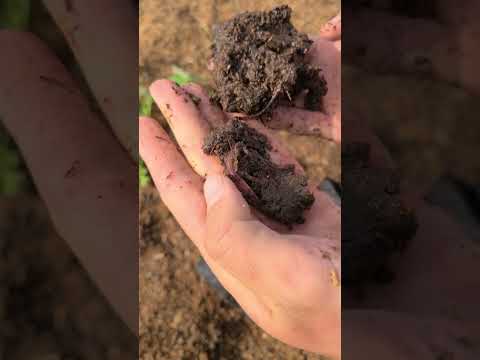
140;74;340;356
0;0;137;334
343;117;480;359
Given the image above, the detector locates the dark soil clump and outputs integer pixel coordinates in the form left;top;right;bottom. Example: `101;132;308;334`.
342;142;418;285
210;5;327;116
203;119;314;225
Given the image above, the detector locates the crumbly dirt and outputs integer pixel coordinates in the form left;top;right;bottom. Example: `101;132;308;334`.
211;5;326;116
203;119;314;225
342;142;417;285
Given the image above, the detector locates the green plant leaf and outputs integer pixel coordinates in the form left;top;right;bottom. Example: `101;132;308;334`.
0;0;30;30
139;158;151;188
139;86;154;117
168;65;197;86
138;87;153;187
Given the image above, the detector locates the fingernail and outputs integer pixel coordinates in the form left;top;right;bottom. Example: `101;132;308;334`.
204;175;224;207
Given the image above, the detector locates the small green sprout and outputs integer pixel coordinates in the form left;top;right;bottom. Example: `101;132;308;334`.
138;86;153;187
139;86;154;117
168;65;199;86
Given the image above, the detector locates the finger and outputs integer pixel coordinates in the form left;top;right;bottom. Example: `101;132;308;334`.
203;174;257;253
308;37;341;81
268;106;339;141
203;174;286;292
139;117;208;243
319;13;341;41
308;39;341;114
150;79;224;177
0;31;137;334
334;40;341;52
43;0;138;159
182;83;227;128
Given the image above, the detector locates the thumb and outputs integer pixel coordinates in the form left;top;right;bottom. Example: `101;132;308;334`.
203;176;324;300
203;174;255;258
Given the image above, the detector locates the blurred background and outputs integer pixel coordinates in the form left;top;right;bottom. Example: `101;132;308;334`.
0;2;136;359
139;0;339;359
343;0;480;241
342;0;480;187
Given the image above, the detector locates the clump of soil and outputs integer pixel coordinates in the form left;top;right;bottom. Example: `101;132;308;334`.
342;142;418;285
203;119;314;225
211;5;327;116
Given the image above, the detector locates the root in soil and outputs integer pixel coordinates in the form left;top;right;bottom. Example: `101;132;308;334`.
203;119;314;226
342;142;418;285
210;5;327;116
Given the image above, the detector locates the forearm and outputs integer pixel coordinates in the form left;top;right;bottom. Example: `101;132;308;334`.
0;31;138;335
43;0;138;158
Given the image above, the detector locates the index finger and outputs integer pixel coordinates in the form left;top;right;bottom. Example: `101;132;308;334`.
150;79;224;177
139;116;207;242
